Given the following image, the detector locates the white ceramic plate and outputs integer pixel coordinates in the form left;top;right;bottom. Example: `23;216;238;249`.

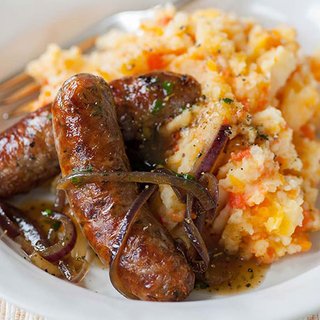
1;0;320;319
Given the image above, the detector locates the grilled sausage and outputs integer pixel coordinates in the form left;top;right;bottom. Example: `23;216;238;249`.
0;105;59;198
52;73;194;301
111;71;201;141
0;72;201;199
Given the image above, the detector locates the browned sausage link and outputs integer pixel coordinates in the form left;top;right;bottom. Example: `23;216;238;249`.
52;73;195;301
111;71;201;141
0;72;201;199
0;105;59;198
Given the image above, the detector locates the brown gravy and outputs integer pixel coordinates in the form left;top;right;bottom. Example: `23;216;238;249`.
19;200;52;215
19;200;55;234
196;248;269;294
18;200;268;294
17;199;95;282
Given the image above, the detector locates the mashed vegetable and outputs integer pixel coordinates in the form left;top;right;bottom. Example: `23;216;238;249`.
27;5;320;263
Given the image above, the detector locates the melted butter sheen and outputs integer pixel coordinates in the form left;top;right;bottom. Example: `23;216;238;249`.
196;249;269;294
19;202;268;294
19;200;54;232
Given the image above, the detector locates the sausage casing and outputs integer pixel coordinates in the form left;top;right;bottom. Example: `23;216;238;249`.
111;71;201;141
52;73;194;301
0;72;201;198
0;105;59;198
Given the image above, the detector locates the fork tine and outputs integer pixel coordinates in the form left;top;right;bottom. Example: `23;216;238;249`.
0;91;39;121
0;83;40;106
4;101;37;119
0;36;95;99
0;0;194;120
0;38;93;117
0;73;34;96
1;96;38;120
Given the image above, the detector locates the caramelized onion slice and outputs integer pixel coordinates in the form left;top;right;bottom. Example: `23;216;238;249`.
38;212;77;262
54;189;66;212
183;194;210;273
57;171;215;211
0;201;47;253
0;202;76;263
109;184;158;299
194;125;231;178
195;172;219;229
158;170;217;272
199;173;219;211
58;258;90;283
0;203;21;239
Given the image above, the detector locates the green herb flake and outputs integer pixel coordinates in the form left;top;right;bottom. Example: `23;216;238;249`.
151;99;165;114
180;105;187;112
258;133;269;140
47;114;53;120
42;209;53;217
162;81;174;95
85;165;93;173
71;176;81;185
51;220;61;231
221;97;234;104
176;173;195;181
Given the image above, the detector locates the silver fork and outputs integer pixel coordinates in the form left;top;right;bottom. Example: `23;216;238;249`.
0;0;194;119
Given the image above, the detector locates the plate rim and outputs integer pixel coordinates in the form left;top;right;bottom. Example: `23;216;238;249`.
1;0;320;319
0;240;319;320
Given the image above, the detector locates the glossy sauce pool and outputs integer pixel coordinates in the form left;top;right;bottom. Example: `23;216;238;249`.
196;248;269;294
18;199;95;281
18;200;268;294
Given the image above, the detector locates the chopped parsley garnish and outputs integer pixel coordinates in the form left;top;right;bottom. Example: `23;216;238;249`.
221;97;234;104
151;99;165;114
258;133;269;140
176;173;195;181
51;220;61;231
42;209;53;217
162;81;174;95
47;114;53;120
85;165;93;172
71;176;81;185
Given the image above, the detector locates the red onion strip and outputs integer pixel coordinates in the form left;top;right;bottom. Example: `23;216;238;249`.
109;184;158;299
183;194;210;273
194;125;231;178
58;258;89;283
38;212;77;262
0;202;76;263
195;172;219;230
57;171;215;211
0;202;47;252
148;168;216;273
0;202;21;239
54;189;66;212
